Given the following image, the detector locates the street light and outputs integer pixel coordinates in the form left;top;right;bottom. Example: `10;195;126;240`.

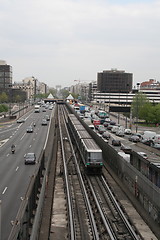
135;93;139;133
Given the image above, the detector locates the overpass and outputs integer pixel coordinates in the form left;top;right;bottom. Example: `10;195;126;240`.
43;98;64;104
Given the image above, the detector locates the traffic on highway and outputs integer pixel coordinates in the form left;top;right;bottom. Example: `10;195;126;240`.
0;102;54;240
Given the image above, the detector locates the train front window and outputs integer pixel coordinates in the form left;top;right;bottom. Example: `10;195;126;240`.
89;152;102;162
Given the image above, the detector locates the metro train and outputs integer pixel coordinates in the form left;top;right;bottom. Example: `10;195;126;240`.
68;114;103;174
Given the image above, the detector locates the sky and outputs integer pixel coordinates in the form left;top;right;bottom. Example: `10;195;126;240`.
0;0;160;88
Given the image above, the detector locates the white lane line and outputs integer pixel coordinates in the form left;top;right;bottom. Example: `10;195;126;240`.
0;138;9;147
2;187;7;195
20;133;26;140
15;166;19;171
0;126;19;134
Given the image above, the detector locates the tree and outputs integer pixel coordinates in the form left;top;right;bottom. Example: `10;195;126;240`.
139;102;154;123
152;104;160;124
131;92;149;119
0;92;8;103
0;104;8;113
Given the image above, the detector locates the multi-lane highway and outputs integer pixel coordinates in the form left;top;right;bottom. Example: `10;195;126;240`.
0;106;53;240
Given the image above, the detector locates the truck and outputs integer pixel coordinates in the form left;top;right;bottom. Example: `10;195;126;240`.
79;105;85;113
34;105;40;113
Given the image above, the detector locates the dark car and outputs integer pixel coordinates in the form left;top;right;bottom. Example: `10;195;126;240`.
26;126;33;133
121;145;132;154
41;119;47;125
112;139;121;146
17;118;25;123
128;135;140;142
45;115;50;121
24;153;36;165
110;120;116;125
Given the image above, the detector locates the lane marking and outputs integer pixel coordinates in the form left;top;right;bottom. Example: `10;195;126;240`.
20;133;26;140
0;138;9;147
15;166;19;171
2;187;7;195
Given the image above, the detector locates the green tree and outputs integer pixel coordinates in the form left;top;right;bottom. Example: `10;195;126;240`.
131;92;149;119
139;102;154;123
152;104;160;124
0;104;8;113
0;92;8;103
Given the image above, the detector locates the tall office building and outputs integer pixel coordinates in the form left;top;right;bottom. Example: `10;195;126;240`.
97;69;132;93
0;60;12;90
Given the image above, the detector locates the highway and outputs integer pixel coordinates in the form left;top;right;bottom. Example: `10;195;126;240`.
0;106;52;240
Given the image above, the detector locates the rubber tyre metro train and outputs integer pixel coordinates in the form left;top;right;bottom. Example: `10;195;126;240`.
68;114;103;175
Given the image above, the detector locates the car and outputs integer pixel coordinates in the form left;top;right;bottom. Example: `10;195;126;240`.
103;122;109;127
137;152;148;159
26;126;33;133
24;153;36;165
116;130;124;137
89;124;94;130
128;135;140;142
42;108;46;112
17;118;25;123
120;145;132;154
111;126;119;133
98;125;106;134
45;115;50;121
105;117;111;123
112;139;121;146
153;143;160;149
141;139;151;146
102;131;110;139
41;119;47;125
124;129;132;135
107;125;113;130
110;120;116;125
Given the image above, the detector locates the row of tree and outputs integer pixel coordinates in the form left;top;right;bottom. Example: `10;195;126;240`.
131;92;160;125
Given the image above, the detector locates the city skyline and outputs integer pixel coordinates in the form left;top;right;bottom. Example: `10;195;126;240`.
0;0;160;88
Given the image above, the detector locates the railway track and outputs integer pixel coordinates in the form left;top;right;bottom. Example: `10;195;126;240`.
58;105;99;239
51;105;151;239
86;175;142;239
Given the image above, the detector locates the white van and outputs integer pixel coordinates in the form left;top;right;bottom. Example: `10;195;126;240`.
142;131;156;140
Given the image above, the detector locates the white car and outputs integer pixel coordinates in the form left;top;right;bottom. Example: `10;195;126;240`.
124;128;132;135
137;152;148;159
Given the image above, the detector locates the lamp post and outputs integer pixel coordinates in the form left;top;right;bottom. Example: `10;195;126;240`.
125;84;129;129
135;93;139;133
118;90;120;124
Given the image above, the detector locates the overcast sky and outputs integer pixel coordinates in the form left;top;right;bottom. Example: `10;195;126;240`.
0;0;160;88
